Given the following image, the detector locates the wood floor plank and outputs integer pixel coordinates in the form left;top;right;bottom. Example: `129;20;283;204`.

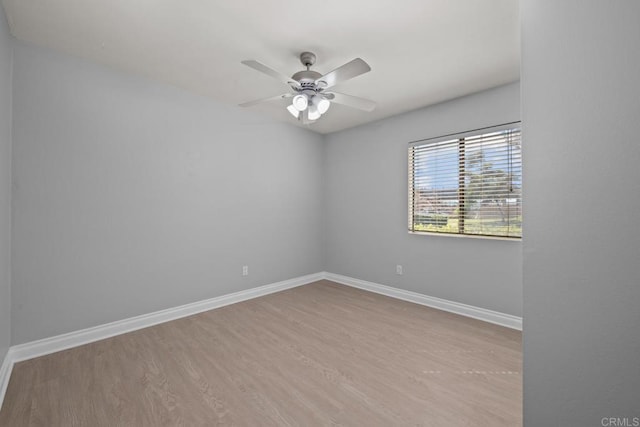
0;280;522;426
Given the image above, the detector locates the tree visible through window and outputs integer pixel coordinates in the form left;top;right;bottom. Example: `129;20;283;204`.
408;124;522;238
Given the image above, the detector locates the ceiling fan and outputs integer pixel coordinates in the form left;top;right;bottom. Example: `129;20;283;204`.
239;52;376;124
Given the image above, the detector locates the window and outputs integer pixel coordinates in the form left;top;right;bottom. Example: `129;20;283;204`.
408;123;522;239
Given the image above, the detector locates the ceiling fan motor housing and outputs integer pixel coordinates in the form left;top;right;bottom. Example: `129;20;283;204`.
292;52;323;91
291;70;322;87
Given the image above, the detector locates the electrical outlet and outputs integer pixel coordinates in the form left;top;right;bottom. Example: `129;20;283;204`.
242;265;249;276
396;265;403;275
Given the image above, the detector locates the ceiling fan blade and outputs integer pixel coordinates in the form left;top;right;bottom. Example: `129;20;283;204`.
325;92;376;112
241;60;301;89
239;93;293;108
315;58;371;89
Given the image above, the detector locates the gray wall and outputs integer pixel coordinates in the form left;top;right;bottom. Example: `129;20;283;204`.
0;5;12;361
324;82;522;316
11;42;324;344
522;1;640;425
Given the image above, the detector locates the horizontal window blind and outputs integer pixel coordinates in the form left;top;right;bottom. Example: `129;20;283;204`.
408;123;522;238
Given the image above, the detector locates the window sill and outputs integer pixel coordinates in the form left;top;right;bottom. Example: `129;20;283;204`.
408;230;522;242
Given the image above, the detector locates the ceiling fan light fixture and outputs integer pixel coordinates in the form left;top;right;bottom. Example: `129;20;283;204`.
308;104;321;121
313;95;331;114
292;94;308;111
287;104;300;118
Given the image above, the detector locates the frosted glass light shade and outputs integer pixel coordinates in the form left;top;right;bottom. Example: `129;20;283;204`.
315;96;330;114
287;104;300;118
308;105;321;121
292;94;308;111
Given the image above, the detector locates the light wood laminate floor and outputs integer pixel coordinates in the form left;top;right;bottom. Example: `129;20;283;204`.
0;280;522;426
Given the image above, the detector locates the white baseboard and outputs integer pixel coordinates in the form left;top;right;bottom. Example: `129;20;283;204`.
1;270;521;410
322;272;522;331
9;272;324;364
0;349;13;411
1;273;322;410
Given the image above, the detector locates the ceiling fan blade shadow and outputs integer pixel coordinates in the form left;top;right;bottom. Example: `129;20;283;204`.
325;92;376;112
315;58;371;89
241;60;301;89
239;93;293;108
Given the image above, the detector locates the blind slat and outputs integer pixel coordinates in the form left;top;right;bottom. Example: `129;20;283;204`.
408;125;522;238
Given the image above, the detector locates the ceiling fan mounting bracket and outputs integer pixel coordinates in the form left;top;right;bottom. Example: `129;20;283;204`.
299;51;316;68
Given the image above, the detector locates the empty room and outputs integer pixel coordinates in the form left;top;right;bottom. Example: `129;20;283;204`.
0;1;638;426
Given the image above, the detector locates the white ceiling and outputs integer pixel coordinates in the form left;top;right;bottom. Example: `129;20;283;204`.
1;0;520;134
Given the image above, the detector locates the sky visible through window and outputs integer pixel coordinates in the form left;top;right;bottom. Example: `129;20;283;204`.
415;131;522;194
